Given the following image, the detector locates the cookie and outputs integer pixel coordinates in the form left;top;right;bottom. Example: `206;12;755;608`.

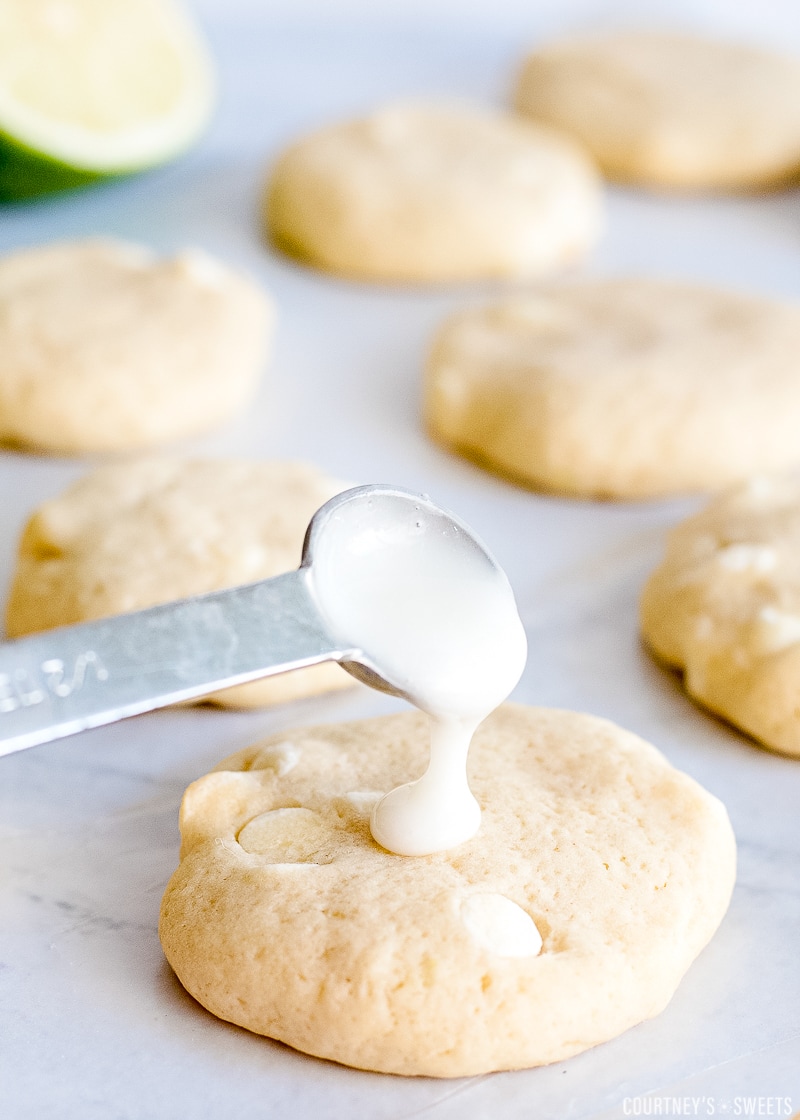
159;704;735;1077
641;475;800;757
265;101;602;282
0;238;272;453
424;279;800;499
515;32;800;190
5;457;351;708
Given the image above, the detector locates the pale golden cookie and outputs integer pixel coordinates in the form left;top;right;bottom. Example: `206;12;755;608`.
641;476;800;756
424;279;800;499
515;31;800;190
5;458;351;708
0;238;272;453
265;101;602;282
159;704;735;1076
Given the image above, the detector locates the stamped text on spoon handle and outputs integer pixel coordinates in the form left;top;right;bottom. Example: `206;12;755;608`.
0;651;108;713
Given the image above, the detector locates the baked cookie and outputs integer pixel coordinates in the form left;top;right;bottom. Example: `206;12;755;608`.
5;457;351;708
641;475;800;757
0;238;272;453
515;31;800;190
265;101;602;282
424;279;800;499
159;704;735;1077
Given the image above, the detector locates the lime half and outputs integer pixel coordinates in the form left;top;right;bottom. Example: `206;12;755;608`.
0;0;215;200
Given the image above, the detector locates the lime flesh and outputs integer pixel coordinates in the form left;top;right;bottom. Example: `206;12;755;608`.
0;0;214;200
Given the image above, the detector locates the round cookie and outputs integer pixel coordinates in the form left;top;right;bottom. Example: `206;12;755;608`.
0;238;272;453
641;475;800;757
264;101;603;283
424;279;800;499
5;457;351;708
159;704;735;1077
514;32;800;191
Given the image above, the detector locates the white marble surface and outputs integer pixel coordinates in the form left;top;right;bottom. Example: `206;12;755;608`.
2;5;800;1118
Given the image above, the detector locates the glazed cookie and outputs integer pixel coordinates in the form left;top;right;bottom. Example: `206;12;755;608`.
265;101;602;282
641;475;800;757
0;238;272;453
424;279;800;499
5;458;351;708
159;704;735;1077
515;32;800;190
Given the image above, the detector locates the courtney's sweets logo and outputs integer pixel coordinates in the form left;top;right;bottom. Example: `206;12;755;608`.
622;1098;794;1117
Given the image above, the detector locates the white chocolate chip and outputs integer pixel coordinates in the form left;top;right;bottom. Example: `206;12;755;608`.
752;607;800;655
740;476;775;502
692;614;714;641
254;742;300;776
343;791;383;816
238;807;333;862
175;249;230;289
716;544;777;574
460;893;542;958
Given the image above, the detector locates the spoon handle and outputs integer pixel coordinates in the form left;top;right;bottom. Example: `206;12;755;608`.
0;570;343;759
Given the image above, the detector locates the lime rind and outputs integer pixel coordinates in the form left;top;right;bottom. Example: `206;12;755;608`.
0;129;103;200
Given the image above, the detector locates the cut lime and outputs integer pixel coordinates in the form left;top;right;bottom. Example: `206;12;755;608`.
0;0;215;200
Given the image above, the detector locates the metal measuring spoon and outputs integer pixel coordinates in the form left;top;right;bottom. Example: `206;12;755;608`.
0;485;505;759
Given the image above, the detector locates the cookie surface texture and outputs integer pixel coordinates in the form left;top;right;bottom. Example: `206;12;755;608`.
642;476;800;756
0;239;272;453
424;279;800;499
515;32;800;190
5;457;350;707
265;101;602;282
159;704;735;1076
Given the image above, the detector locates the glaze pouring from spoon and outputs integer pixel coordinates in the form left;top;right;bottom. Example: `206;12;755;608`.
307;486;528;855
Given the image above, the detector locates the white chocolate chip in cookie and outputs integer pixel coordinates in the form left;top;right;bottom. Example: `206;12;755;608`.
175;247;231;289
252;742;301;776
752;606;800;656
341;791;383;816
740;475;776;503
642;475;800;755
715;544;777;574
237;808;336;863
460;893;543;958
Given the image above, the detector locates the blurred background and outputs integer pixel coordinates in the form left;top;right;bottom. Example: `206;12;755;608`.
191;0;800;48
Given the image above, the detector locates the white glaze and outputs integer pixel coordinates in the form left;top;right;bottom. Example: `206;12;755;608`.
311;504;527;856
